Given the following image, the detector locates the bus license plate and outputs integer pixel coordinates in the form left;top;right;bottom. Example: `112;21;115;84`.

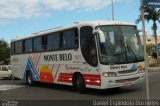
124;81;131;86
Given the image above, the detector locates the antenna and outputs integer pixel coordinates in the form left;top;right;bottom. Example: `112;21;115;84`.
74;22;79;24
33;26;62;34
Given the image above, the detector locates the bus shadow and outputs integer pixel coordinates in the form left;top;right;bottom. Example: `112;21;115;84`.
85;87;141;96
31;82;141;96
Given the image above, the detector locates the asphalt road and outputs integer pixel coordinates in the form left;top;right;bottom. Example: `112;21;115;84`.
0;71;160;100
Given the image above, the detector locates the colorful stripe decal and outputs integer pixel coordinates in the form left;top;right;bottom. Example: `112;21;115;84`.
53;65;60;81
36;53;41;68
34;54;39;65
57;72;73;83
83;74;101;86
57;73;101;86
23;54;40;81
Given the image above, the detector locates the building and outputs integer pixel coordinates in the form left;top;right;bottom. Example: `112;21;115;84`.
140;35;160;45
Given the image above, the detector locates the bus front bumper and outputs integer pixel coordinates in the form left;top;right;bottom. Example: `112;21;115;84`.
101;72;145;89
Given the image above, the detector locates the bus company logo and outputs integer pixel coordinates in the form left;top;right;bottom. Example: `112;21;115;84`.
44;53;72;62
137;64;142;70
131;64;142;71
131;64;137;71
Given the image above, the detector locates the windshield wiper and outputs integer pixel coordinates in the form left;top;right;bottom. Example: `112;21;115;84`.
127;44;138;62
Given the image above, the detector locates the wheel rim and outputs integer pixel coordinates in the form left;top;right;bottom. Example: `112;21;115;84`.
77;77;80;89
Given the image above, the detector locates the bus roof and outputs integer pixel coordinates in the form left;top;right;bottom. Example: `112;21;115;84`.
11;20;135;42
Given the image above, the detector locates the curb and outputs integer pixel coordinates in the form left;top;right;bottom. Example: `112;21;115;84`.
148;67;160;72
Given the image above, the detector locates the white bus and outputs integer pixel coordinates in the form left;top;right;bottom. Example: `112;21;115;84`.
11;20;145;92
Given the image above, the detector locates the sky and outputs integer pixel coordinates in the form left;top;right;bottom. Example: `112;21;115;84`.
0;0;160;42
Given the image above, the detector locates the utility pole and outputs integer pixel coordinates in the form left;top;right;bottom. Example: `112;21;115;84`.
140;0;150;100
111;0;114;20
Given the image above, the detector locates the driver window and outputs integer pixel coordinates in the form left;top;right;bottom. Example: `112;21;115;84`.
102;32;115;56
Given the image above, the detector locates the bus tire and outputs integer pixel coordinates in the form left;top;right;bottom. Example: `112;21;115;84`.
112;87;120;92
26;71;34;86
73;74;86;93
9;74;14;80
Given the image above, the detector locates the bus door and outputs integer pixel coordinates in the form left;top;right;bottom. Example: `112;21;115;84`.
80;26;98;73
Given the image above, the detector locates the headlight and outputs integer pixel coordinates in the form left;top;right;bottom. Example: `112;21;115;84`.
138;69;144;73
102;72;117;77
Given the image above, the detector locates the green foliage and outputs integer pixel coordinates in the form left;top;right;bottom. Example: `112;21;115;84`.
136;7;160;59
146;45;152;56
0;39;10;62
136;7;160;24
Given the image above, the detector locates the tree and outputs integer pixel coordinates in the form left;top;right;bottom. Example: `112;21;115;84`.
136;7;160;59
0;39;10;64
146;44;152;56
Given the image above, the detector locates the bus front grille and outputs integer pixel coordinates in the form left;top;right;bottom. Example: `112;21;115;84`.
118;70;137;74
115;77;139;83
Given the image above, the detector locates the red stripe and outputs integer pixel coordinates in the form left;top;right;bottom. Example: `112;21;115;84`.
36;53;41;68
34;54;39;65
85;82;101;86
59;73;72;76
57;79;72;83
30;54;33;59
51;65;54;72
83;74;101;86
57;72;72;83
84;78;100;82
30;54;32;59
58;76;72;79
83;74;100;78
57;73;101;86
32;54;36;63
53;65;60;82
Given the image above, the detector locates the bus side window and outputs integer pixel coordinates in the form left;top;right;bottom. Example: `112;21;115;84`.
42;36;47;51
22;40;25;53
25;38;33;53
47;32;60;51
75;28;79;49
11;42;15;54
34;37;42;52
61;28;78;50
15;41;22;54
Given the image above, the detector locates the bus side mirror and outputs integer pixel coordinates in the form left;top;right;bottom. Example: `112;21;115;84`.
93;30;105;43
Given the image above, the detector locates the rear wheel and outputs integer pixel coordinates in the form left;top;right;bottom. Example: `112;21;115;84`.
73;74;86;93
9;74;14;80
26;71;35;86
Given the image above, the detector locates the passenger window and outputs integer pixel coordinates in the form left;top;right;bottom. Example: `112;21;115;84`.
34;37;42;52
59;28;78;50
15;41;22;54
47;32;60;50
25;39;33;52
42;36;47;51
11;42;15;54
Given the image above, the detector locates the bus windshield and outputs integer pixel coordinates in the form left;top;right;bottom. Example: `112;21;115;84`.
98;25;144;65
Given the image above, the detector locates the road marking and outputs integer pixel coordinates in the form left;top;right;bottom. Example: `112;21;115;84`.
0;85;25;91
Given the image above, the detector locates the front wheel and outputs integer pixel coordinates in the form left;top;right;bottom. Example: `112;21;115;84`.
112;87;120;92
73;74;86;93
26;72;35;86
